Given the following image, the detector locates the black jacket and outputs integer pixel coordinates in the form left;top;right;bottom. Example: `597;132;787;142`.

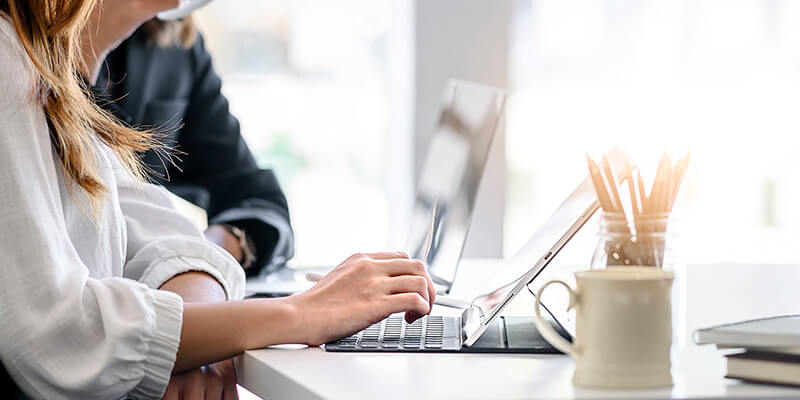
92;27;294;277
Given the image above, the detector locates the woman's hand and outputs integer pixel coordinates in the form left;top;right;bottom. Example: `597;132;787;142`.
163;359;238;400
287;252;437;346
172;253;435;370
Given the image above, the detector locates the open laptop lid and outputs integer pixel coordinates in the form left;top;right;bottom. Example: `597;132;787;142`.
462;148;629;347
245;81;504;297
405;81;507;293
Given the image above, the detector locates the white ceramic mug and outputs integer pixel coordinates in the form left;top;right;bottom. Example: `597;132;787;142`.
534;267;674;388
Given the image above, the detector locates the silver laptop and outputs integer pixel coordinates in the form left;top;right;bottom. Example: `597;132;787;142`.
325;149;629;353
246;80;507;296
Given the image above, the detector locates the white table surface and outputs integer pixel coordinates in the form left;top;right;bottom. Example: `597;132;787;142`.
236;261;800;399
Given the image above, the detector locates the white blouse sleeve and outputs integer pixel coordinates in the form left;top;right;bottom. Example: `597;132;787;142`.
114;157;246;301
0;24;182;400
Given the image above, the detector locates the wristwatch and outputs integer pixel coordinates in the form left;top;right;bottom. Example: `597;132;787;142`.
222;224;256;270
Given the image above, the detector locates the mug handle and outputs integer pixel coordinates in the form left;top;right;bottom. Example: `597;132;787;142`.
534;280;579;357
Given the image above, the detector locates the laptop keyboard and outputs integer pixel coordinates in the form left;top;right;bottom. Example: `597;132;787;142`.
325;315;461;352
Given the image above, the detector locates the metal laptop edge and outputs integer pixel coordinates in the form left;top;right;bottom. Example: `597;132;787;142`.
460;148;629;347
411;79;508;294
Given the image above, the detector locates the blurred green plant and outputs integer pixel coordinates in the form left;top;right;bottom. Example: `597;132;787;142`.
254;131;307;187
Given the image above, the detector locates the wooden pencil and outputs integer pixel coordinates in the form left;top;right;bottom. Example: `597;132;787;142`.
636;168;648;214
651;152;671;213
627;168;640;215
627;166;642;232
587;154;615;212
668;151;691;211
601;155;624;213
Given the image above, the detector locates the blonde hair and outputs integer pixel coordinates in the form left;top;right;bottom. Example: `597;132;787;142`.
1;0;162;214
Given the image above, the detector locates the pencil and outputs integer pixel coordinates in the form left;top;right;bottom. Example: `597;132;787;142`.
668;151;691;211
587;154;615;212
627;166;642;232
627;168;640;215
636;168;647;214
666;159;674;213
651;152;671;213
662;153;673;212
601;155;624;213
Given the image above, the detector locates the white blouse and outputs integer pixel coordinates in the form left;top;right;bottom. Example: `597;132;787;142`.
0;17;245;399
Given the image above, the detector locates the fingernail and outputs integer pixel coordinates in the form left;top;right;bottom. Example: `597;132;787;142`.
406;311;418;322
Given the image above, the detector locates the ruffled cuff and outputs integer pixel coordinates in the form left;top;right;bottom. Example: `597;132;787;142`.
141;255;244;301
129;290;183;399
127;237;246;301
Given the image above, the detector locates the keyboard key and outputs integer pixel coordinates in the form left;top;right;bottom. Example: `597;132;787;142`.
326;314;461;352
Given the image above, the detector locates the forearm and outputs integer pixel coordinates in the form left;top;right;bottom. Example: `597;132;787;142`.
173;298;303;372
170;251;437;373
160;271;227;303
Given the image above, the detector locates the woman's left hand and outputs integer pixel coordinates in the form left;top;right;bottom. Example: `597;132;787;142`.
162;359;238;400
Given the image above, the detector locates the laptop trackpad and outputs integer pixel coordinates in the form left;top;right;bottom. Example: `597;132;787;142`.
463;317;569;353
504;316;569;353
465;317;505;351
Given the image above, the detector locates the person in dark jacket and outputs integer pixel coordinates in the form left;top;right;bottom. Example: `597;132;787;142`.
88;16;293;279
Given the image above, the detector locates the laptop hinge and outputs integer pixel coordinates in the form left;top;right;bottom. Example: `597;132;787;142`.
460;306;482;343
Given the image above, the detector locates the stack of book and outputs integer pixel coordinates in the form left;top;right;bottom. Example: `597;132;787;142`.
694;315;800;386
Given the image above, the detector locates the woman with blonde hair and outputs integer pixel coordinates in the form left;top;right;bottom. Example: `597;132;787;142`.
0;0;435;398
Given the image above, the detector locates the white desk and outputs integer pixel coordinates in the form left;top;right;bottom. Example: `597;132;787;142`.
237;261;800;399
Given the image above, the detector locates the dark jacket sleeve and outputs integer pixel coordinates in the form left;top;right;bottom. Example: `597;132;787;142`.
93;33;294;277
175;34;294;276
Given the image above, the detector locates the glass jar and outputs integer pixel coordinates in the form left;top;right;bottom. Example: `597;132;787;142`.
590;212;676;269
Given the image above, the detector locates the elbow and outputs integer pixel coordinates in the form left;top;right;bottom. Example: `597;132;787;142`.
0;279;178;399
1;344;146;400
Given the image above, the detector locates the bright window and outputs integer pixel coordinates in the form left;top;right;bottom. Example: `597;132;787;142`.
195;0;798;267
507;0;800;264
195;0;394;265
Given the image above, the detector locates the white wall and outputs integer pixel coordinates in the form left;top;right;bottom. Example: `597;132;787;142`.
386;0;416;248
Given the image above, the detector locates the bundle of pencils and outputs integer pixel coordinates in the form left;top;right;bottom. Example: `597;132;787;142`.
587;150;691;268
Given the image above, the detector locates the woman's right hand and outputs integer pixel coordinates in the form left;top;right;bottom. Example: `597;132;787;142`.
287;252;437;346
174;252;436;370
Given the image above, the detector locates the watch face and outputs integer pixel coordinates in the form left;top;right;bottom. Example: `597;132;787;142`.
157;0;214;21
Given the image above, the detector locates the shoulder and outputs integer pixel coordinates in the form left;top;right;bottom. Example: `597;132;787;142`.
125;25;207;57
189;31;211;63
0;15;51;166
0;15;35;81
0;15;37;113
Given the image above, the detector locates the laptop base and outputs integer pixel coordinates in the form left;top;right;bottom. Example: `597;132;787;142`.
464;316;569;354
325;316;570;354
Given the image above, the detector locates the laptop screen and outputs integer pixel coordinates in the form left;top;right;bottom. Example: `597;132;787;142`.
471;177;597;333
465;149;629;343
405;81;506;291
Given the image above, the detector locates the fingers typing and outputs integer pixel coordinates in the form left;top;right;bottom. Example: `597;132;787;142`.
384;275;429;302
